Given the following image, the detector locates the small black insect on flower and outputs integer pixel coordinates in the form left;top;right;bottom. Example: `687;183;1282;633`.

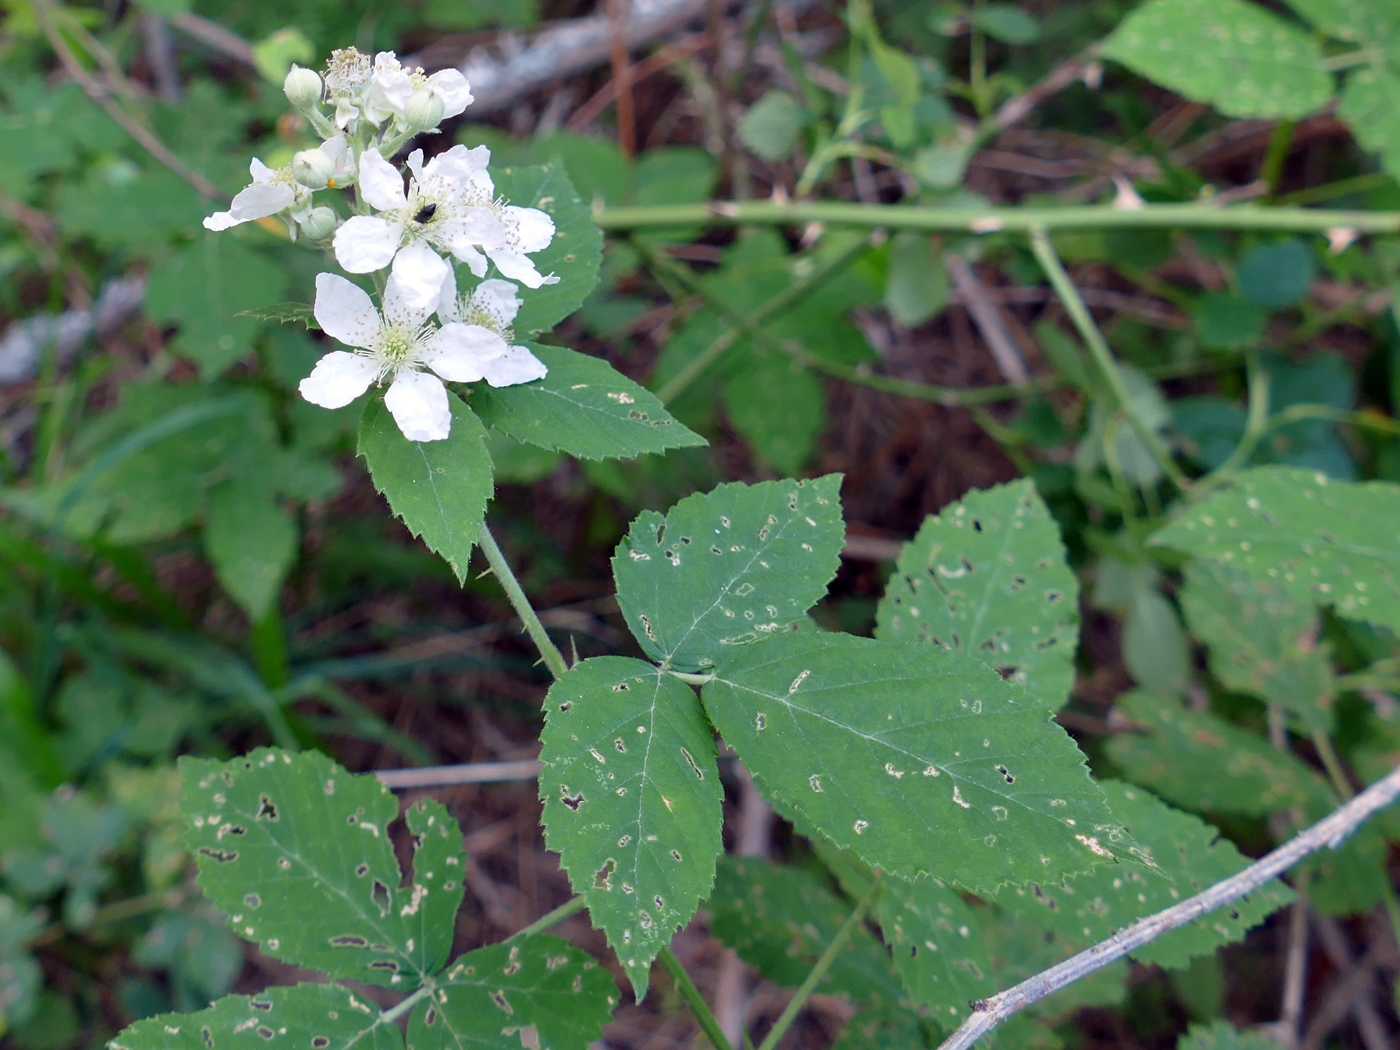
414;203;437;224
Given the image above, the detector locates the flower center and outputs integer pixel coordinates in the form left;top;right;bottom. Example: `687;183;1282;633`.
376;325;420;373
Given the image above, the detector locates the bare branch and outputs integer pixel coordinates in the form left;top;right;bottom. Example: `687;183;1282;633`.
935;762;1400;1050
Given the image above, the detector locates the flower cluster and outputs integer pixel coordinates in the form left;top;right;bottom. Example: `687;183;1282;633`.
203;48;555;441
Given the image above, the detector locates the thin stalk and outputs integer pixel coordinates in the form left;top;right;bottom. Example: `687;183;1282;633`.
1029;227;1191;492
659;946;736;1050
31;887;188;947
594;200;1400;235
668;670;715;685
1195;351;1270;496
477;524;568;681
508;895;588;940
377;985;434;1028
756;872;882;1050
1259;120;1295;196
1276;173;1393;207
251;604;289;689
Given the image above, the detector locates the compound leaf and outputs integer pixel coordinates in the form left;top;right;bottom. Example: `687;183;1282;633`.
709;856;906;1006
876;873;993;1028
1101;0;1333;120
538;658;723;997
1179;561;1334;734
472;346;705;460
490;162;603;334
612;476;845;671
181;749;465;988
358;394;493;583
409;937;617;1050
875;479;1079;709
1105;691;1332;816
702;632;1129;890
996;781;1294;971
107;983;405;1050
1151;467;1400;635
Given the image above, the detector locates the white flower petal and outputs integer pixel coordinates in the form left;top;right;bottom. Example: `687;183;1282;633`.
203;210;239;231
314;273;382;349
428;69;473;117
333;215;402;273
485;247;547;288
421;322;507;382
383;246;448;325
299;351;378;408
228;181;296;222
316;135;355;186
250;157;275;182
457;246;489;278
481;345;548;387
440;209;508;258
371;66;414;117
385;370;451;441
503;205;555;253
471;279;522;325
436;265;461;323
358;149;408;212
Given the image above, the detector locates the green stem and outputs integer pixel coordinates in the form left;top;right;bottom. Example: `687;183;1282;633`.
594;200;1400;234
508;895;588;940
668;670;715;685
756;873;882;1050
251;604;289;689
659;946;735;1050
1275;173;1392;207
1195;351;1270;497
30;887;188;947
1029;226;1191;492
478;524;569;680
377;985;434;1028
1259;120;1295;196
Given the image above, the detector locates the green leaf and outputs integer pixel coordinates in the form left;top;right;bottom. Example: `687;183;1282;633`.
1299;818;1389;915
107;983;406;1050
611;476;845;671
1338;67;1400;181
144;237;288;378
708;856;906;1005
1179;561;1334;734
884;233;949;327
723;353;826;475
876;874;993;1027
250;27;314;84
996;780;1294;970
1177;1020;1286;1050
1105;691;1331;816
977;907;1129;1018
1282;0;1400;42
1191;293;1267;351
969;4;1041;44
409;937;617;1050
489;162;603;334
0;896;43;1029
1123;585;1192;698
702;632;1129;889
239;301;318;329
538;658;723;996
180;748;465;988
472;345;705;460
875;479;1080;709
831;1008;930;1050
1236;240;1317;309
357;394;493;583
738;90;806;161
1150;467;1400;635
204;479;297;621
1101;0;1333;119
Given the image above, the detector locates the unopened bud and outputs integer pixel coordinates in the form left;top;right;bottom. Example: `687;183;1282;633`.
403;90;445;133
284;65;323;109
298;206;338;243
292;147;337;190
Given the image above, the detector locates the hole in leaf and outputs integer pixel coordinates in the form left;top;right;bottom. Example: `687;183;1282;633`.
312;1039;330;1049
202;1027;214;1048
197;847;238;863
655;523;666;546
330;935;369;947
561;788;585;811
256;1028;274;1040
256;795;278;821
369;960;399;971
559;701;573;711
424;1007;437;1027
249;1000;272;1012
595;859;615;890
371;879;391;914
355;864;369;877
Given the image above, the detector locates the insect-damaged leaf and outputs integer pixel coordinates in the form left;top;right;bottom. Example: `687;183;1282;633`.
612;476;844;672
538;658;723;997
708;856;906;1006
358;393;493;583
181;748;465;988
1105;691;1332;817
702;632;1129;890
995;780;1294;971
472;345;706;460
107;982;406;1050
875;479;1079;709
1178;560;1335;735
409;936;616;1050
1151;467;1400;636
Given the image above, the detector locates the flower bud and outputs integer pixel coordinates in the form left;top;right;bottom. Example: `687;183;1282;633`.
292;146;337;190
298;206;338;243
403;89;445;133
284;65;323;109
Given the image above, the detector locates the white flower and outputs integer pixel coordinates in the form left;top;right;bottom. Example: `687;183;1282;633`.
334;146;559;296
437;269;548;387
369;51;473;125
299;271;511;441
203;158;309;232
